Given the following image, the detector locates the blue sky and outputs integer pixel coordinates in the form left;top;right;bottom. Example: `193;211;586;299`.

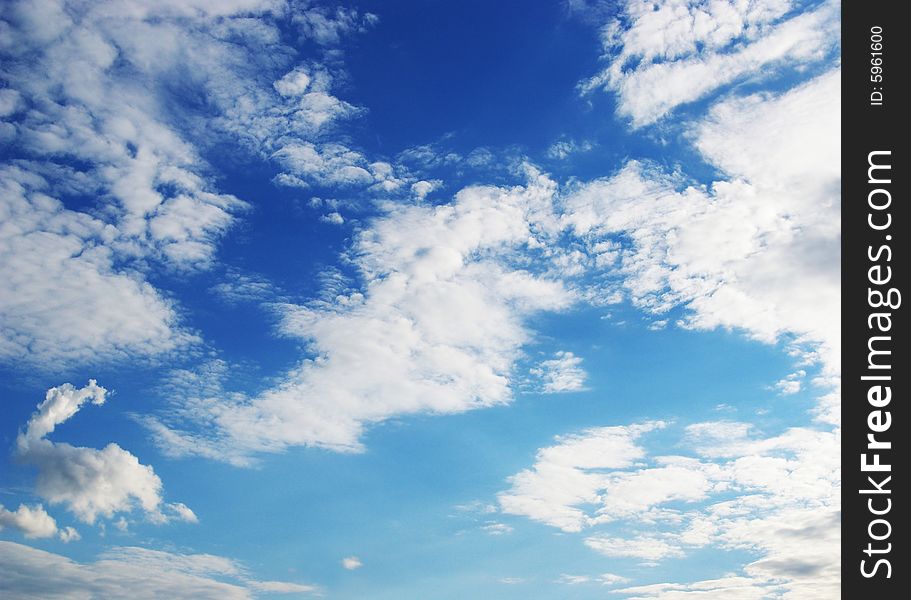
1;1;840;598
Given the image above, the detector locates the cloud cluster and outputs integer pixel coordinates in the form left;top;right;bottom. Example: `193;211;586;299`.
0;0;386;368
499;422;665;532
582;0;839;127
16;381;195;526
567;69;841;399
530;351;588;393
149;168;576;462
150;69;840;465
500;421;839;597
0;542;317;599
0;165;193;367
503;43;841;598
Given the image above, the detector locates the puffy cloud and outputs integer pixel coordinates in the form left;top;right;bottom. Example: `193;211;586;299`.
556;572;631;586
341;556;362;570
0;504;58;539
582;0;838;127
149;168;576;462
273;67;313;97
15;381;195;526
614;576;780;600
598;573;630;586
529;351;587;393
558;574;591;585
0;541;318;599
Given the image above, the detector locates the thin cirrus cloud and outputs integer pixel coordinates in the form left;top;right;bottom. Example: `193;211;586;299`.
15;380;196;526
0;542;318;599
580;0;839;127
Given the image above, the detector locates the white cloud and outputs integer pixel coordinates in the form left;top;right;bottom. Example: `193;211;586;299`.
585;535;685;561
558;574;591;585
774;371;805;395
57;526;80;543
481;522;513;536
500;420;839;595
529;351;588;393
292;5;378;46
0;503;82;543
498;422;665;532
1;0;252;267
0;88;22;117
546;139;593;160
0;504;58;539
598;573;631;586
272;142;374;188
0;165;194;367
0;0;395;368
320;211;345;225
0;541;318;599
210;269;281;306
149;168;577;462
566;70;840;403
614;576;781;599
556;572;630;585
411;179;442;201
15;381;196;526
341;556;362;570
273;67;313;98
583;0;839;127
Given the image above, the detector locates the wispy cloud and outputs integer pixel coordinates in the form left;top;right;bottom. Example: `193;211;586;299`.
582;0;839;127
502;420;838;594
530;351;588;393
0;541;318;599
